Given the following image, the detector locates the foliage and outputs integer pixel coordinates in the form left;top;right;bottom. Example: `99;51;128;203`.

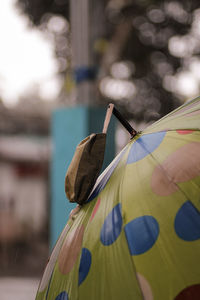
16;0;200;123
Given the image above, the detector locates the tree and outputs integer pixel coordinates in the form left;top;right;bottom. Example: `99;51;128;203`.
17;0;69;24
16;0;200;123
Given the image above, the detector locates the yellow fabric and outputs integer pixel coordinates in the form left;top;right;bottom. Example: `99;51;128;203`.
36;96;200;300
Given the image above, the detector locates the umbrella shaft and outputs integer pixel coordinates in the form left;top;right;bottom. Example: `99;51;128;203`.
112;107;137;138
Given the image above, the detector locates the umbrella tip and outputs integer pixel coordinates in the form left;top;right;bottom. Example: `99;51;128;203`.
131;129;137;138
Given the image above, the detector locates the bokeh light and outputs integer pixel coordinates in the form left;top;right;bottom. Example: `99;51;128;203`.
100;77;136;100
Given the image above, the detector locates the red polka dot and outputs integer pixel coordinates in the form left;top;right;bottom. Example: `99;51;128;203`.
136;273;153;300
176;130;194;135
151;166;178;196
174;284;200;299
151;142;200;196
58;225;84;274
90;198;101;222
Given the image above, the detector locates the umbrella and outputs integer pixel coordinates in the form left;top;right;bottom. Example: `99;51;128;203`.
36;96;200;300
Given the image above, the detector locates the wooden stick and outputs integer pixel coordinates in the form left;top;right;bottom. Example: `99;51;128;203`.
103;103;137;138
102;103;114;134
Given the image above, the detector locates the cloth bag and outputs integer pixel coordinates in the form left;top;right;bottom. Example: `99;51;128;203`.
65;133;106;205
65;104;114;205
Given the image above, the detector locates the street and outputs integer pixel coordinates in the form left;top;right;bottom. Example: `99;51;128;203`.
0;277;39;300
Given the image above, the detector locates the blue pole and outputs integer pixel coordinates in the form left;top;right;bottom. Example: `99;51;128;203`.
50;106;115;248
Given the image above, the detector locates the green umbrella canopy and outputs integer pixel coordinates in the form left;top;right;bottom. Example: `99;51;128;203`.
36;96;200;300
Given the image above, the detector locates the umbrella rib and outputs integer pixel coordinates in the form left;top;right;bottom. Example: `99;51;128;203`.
143;95;200;131
122;224;145;299
143;128;200;136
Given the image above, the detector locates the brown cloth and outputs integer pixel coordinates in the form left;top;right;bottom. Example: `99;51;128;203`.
65;133;106;205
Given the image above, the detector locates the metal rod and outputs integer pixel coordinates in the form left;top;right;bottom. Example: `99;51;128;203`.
112;105;137;138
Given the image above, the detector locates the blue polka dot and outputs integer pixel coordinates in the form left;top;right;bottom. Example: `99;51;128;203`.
87;148;127;203
124;216;159;255
127;131;166;164
78;248;92;285
175;201;200;241
55;291;68;300
100;204;122;246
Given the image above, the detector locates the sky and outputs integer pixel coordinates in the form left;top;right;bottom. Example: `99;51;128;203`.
0;0;60;107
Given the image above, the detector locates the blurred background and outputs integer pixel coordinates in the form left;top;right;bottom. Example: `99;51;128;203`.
1;0;200;298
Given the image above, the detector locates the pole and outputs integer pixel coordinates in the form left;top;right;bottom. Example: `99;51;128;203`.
70;0;106;105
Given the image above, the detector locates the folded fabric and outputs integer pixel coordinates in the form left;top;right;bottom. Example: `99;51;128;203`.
65;133;106;205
